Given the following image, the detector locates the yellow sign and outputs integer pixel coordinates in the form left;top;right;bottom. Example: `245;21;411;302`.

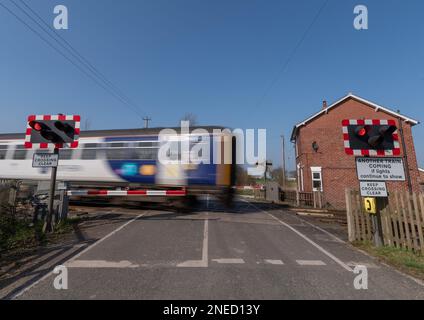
363;197;377;214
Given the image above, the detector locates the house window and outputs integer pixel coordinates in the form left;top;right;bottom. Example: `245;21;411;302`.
311;167;323;192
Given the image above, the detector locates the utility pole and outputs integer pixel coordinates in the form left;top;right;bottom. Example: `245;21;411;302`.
262;161;273;200
143;117;151;129
396;113;413;193
281;134;286;189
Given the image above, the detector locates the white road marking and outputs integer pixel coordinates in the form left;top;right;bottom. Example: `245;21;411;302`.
352;247;424;287
292;214;345;244
212;258;245;264
11;211;147;300
346;262;380;269
296;260;326;266
177;217;209;268
297;212;333;218
66;260;139;268
243;200;353;273
67;212;148;264
177;260;207;268
264;259;284;265
202;217;209;264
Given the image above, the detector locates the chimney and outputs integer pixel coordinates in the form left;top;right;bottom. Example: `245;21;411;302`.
322;100;327;110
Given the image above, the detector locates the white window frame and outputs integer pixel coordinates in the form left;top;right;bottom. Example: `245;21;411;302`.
310;167;323;192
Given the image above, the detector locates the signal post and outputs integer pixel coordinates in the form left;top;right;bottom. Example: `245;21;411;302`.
25;114;80;233
343;119;406;247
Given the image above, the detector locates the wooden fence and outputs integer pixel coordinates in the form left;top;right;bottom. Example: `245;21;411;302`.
282;190;324;209
345;189;424;253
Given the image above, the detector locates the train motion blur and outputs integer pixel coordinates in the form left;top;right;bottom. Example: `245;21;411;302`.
0;126;236;206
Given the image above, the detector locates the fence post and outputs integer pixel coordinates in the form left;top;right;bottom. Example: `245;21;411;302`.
296;191;300;207
318;192;323;209
371;198;387;247
58;182;69;221
345;189;355;242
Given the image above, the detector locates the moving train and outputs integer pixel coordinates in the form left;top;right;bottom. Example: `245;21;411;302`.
0;126;236;205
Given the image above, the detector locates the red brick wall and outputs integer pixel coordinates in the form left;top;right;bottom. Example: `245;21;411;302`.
420;169;424;190
294;97;421;209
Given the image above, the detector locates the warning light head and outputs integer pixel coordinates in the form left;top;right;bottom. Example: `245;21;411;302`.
29;121;43;131
355;126;369;137
54;121;74;137
25;115;80;149
344;119;400;155
41;130;62;143
379;125;397;136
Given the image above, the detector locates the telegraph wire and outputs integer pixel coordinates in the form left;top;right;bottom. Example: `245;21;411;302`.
255;0;330;108
16;0;141;113
0;0;145;119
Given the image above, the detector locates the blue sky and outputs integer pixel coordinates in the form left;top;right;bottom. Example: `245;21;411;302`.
1;0;423;170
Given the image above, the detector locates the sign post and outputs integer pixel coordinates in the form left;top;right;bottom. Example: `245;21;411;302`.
43;147;59;233
25;114;80;233
355;156;406;247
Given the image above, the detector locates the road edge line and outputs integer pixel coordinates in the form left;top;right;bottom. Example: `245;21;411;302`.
11;211;147;300
243;200;353;273
289;208;424;287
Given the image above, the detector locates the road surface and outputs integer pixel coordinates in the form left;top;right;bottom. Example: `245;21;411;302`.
3;198;424;300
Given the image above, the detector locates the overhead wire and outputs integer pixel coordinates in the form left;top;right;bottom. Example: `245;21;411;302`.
255;0;330;108
1;0;146;119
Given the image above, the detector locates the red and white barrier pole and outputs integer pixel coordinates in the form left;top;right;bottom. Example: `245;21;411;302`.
67;189;187;197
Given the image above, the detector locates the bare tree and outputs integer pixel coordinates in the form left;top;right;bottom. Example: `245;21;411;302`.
236;166;257;186
180;113;198;126
270;167;285;187
83;119;92;130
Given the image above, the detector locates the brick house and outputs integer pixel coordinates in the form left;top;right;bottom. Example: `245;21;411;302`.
290;93;421;209
420;168;424;191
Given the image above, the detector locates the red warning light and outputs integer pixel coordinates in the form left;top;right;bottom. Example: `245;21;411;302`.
29;121;43;131
357;127;367;137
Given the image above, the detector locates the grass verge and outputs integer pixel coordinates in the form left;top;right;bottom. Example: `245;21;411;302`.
354;242;424;281
0;217;81;253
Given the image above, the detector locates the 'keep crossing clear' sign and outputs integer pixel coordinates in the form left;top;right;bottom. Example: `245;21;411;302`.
356;157;406;181
32;153;59;168
360;181;388;197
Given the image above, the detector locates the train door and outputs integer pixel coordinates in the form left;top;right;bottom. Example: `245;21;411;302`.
156;136;187;186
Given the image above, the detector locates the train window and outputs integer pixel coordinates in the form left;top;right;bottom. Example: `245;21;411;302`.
81;149;96;160
110;143;125;148
137;142;158;148
13;145;27;160
0;145;7;160
106;148;129;160
83;143;99;148
59;148;73;160
81;143;99;160
102;143;128;160
165;141;180;161
131;148;158;160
